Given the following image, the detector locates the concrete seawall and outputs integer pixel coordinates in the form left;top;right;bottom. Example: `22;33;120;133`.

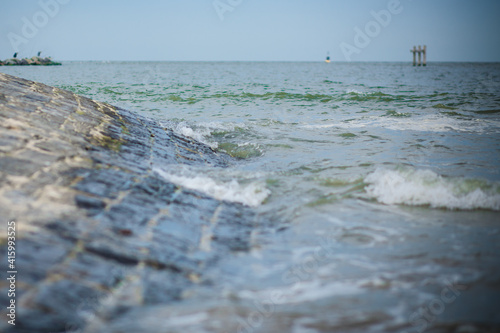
0;73;272;332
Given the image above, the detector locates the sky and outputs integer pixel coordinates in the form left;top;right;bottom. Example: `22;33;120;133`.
1;0;500;62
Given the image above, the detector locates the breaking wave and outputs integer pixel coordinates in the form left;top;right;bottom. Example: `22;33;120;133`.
303;114;500;134
161;120;264;159
364;167;500;211
154;166;270;207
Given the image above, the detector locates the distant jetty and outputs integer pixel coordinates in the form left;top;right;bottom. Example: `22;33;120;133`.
0;54;61;66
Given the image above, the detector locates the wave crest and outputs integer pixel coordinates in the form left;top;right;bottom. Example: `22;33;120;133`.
154;166;270;207
364;168;500;210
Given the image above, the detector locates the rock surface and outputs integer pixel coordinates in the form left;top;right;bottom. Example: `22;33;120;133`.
0;57;61;66
0;73;271;332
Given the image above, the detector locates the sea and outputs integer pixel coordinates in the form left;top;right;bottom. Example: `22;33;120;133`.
2;61;500;332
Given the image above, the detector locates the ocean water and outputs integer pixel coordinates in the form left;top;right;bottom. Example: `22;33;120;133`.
3;62;500;332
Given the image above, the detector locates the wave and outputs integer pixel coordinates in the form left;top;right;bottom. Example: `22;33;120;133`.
364;167;500;211
153;166;270;207
201;90;422;104
60;81;484;113
163;120;222;149
161;120;264;159
110;88;428;105
303;114;500;134
161;120;243;148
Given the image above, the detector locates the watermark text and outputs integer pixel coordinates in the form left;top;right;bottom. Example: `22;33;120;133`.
6;220;17;326
340;0;404;61
213;0;243;21
7;0;71;53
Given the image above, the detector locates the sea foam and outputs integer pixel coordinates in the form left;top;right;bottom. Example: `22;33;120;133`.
364;167;500;210
161;121;221;149
303;114;500;134
154;166;270;207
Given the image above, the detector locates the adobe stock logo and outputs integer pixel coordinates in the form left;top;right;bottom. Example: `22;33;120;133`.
7;0;71;52
213;0;243;21
339;0;404;61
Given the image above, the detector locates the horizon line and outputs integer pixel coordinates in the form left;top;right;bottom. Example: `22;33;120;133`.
38;59;500;64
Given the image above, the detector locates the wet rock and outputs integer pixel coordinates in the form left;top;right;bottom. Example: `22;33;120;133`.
0;73;271;332
3;58;20;66
74;194;106;211
0;56;61;66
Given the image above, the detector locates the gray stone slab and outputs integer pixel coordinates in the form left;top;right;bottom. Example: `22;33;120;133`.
0;73;273;332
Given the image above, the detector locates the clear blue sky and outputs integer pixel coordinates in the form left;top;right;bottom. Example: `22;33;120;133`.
1;0;499;62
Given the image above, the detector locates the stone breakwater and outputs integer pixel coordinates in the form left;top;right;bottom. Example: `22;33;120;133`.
0;73;274;332
0;56;61;66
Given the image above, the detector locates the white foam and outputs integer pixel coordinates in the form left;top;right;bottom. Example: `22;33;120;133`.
364;168;500;210
169;121;219;149
176;125;210;145
346;89;365;95
154;167;270;207
302;114;500;134
161;120;253;150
